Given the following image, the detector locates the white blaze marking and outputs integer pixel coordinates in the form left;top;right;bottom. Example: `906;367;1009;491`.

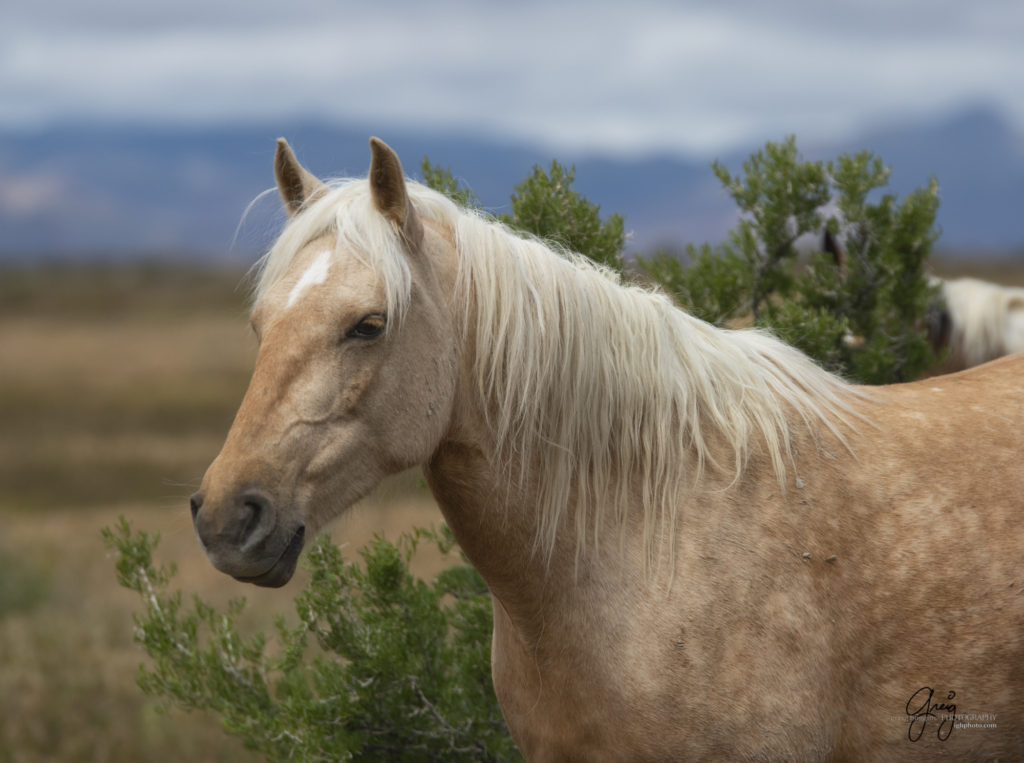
287;250;332;308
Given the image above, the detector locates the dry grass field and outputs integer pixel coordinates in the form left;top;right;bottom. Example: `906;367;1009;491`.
1;254;1022;761
0;263;444;762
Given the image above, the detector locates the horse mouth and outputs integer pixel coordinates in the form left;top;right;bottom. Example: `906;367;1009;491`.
233;525;306;588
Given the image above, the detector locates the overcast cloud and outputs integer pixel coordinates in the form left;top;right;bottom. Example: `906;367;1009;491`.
2;0;1023;156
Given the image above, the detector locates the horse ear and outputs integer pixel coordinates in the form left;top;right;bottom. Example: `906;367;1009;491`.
368;137;423;247
274;138;327;217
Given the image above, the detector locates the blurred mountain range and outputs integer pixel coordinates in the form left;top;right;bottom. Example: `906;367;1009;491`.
1;105;1022;260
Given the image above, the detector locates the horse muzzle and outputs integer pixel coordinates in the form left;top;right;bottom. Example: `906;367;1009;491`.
190;489;306;588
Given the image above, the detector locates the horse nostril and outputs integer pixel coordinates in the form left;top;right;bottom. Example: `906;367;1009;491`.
239;492;271;546
190;492;203;522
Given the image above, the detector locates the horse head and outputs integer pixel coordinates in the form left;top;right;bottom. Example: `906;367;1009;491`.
190;138;459;586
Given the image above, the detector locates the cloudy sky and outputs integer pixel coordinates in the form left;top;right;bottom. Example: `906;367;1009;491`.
3;0;1023;157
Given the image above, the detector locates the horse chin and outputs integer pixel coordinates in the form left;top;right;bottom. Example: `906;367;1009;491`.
232;525;306;588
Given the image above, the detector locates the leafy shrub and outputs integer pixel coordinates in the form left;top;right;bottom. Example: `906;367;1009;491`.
103;519;519;762
637;136;941;383
422;157;626;272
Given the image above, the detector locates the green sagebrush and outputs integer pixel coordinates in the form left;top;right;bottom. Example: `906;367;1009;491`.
102;519;519;762
422;156;626;273
637;136;942;384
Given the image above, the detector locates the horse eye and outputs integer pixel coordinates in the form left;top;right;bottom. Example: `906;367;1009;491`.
346;314;386;340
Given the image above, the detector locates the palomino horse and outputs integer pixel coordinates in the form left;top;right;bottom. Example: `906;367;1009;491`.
191;137;1024;760
927;276;1024;374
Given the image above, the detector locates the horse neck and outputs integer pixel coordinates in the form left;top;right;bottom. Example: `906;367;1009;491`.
423;400;574;623
422;223;697;619
421;274;669;631
421;327;615;633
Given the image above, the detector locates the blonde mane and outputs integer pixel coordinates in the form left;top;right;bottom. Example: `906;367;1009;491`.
254;179;860;567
